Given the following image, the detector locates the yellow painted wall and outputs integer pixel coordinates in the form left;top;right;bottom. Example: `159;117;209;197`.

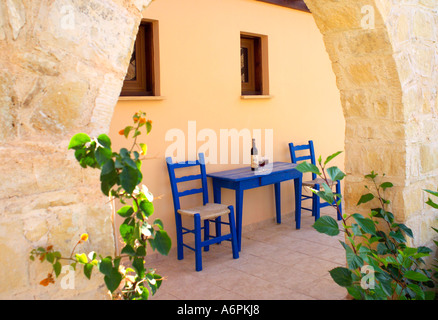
109;0;344;251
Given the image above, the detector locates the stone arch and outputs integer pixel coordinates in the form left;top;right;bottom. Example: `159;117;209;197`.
303;0;438;246
0;0;152;299
0;0;437;299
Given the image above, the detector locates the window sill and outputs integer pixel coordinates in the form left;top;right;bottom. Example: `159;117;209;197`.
240;95;272;100
118;96;165;101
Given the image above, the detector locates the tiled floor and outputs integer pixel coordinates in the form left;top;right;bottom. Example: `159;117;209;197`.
149;207;348;300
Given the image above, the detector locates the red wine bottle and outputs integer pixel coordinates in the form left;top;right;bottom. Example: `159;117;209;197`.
251;139;259;171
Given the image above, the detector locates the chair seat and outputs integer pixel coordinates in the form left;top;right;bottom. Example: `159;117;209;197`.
178;203;230;220
302;178;337;188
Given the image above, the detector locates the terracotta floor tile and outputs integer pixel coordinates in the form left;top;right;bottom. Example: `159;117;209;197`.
150;210;347;300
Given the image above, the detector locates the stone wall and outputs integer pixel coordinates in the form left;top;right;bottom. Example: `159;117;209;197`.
0;0;151;299
304;0;438;249
377;0;438;247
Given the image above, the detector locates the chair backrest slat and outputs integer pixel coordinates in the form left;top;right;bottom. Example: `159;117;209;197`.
175;174;202;183
166;153;209;212
289;140;317;180
178;187;204;197
292;144;311;151
294;155;312;162
168;161;199;169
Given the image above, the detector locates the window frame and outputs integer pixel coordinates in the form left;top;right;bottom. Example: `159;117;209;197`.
240;33;269;96
121;20;160;97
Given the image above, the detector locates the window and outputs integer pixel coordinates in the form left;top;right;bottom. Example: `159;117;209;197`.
240;33;268;96
121;20;159;96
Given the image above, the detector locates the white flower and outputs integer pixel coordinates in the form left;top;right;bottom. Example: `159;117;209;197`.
132;184;154;202
141;184;154;202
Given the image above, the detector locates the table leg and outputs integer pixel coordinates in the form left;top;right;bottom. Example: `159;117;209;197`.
274;182;281;224
212;182;222;240
235;188;244;252
294;176;302;229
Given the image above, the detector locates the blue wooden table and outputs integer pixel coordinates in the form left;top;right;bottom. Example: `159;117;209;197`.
206;162;303;252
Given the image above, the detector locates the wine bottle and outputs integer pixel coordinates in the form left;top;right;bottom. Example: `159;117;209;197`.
251;138;259;171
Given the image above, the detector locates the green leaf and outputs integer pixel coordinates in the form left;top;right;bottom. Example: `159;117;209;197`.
139;200;154;217
351;213;376;235
365;171;378;180
97;134;112;149
424;188;438;198
95;146;113;167
68;133;91;150
397;223;413;238
404;270;431;282
120;223;135;244
84;263;93;280
53;261;62;278
46;252;55;263
324;151;342;166
117;205;134;218
146;121;152;134
121;244;136;256
344;244;364;269
347;286;364;300
403;247;418;257
133;129;141;138
380;182;393;191
100;160;118;196
312;215;339;236
425;198;438;209
120;165;139;194
296;162;321;175
154;218;164;230
132;257;145;278
357;193;374;205
407;284;425;300
99;257;113;277
385;256;398;265
378;278;394;297
136;246;146;257
153;230;172;256
326;166;346;182
123;126;133;138
389;230;406;243
313;184;335;204
104;269;122;293
329;267;353;287
101;159;116;176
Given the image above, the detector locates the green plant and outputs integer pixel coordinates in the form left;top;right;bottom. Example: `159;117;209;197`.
423;189;438;283
30;111;171;300
296;153;435;300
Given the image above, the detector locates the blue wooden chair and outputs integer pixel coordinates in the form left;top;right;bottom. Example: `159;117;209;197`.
166;153;239;271
289;140;342;221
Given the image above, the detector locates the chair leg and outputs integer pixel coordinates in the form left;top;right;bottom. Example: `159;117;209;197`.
194;214;203;272
204;220;210;252
215;216;222;244
175;214;184;260
336;181;342;221
313;184;321;220
228;206;239;260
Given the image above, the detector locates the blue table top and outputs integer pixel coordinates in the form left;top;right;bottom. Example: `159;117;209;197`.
206;162;299;182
